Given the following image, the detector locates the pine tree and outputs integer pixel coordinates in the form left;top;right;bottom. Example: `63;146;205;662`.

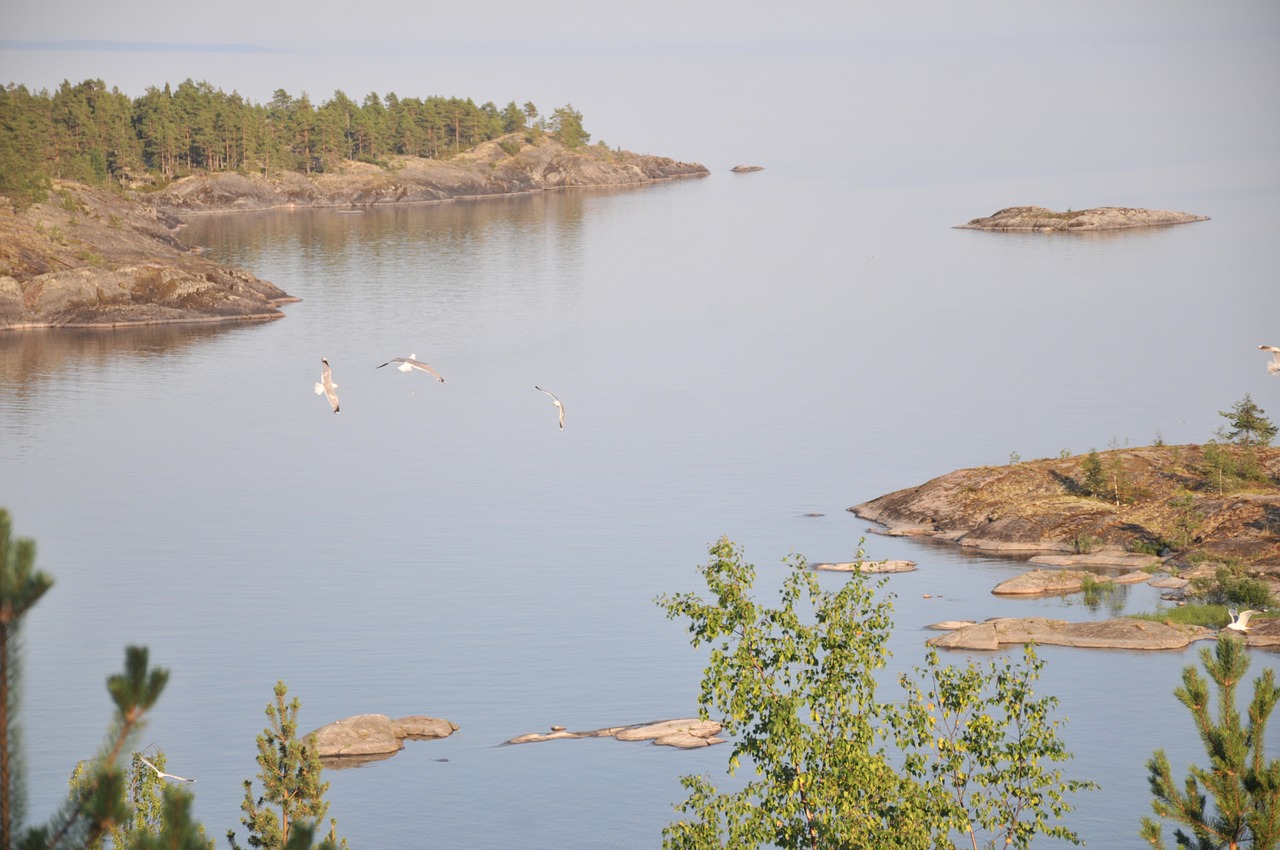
0;509;53;848
1216;393;1278;447
1141;635;1280;849
228;682;346;850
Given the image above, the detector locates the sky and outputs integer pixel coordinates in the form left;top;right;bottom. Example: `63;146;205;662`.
3;1;1278;182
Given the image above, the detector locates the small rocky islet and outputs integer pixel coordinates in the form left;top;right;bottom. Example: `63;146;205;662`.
956;205;1208;232
850;446;1280;650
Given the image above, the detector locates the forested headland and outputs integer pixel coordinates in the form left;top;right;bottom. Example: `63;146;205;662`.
0;77;596;207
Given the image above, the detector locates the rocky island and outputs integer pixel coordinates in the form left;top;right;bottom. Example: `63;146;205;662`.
850;446;1280;574
957;205;1208;232
0;135;707;329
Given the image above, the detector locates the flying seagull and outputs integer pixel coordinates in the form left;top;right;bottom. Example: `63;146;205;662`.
376;354;445;382
535;386;565;431
1225;607;1261;633
138;756;195;784
314;358;340;413
1260;345;1280;375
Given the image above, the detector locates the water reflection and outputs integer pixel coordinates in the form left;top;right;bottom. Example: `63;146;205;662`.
0;322;272;392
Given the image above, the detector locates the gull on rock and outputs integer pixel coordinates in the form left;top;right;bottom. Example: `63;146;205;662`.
535;386;565;431
314;358;340;413
1225;607;1261;633
139;756;195;783
1260;345;1280;375
376;354;445;382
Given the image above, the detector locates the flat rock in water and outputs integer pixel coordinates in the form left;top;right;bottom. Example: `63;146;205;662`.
730;165;764;172
928;617;1209;651
1149;576;1190;589
813;560;917;573
1028;553;1162;570
308;713;458;759
955;206;1208;232
505;718;724;749
927;620;978;631
309;714;403;757
991;569;1094;595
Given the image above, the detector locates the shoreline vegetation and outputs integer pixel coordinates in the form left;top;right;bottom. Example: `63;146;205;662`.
0;78;707;330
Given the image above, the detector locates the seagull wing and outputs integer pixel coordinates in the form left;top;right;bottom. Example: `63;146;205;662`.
535;386;565;430
405;359;445;382
319;360;340;413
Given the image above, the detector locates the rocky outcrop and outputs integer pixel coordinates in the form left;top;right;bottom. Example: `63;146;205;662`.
956;206;1208;232
1;182;295;329
991;569;1096;595
307;713;458;761
927;617;1210;651
506;718;724;749
813;559;917;573
151;135;708;215
850;447;1280;571
730;165;764;173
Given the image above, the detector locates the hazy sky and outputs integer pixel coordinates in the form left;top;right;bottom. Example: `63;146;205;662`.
3;1;1278;187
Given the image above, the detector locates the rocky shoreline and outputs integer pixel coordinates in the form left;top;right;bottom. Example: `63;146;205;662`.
957;205;1208;232
0;135;708;330
850;446;1280;572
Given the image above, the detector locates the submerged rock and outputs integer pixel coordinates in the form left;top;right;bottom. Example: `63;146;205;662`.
813;559;917;574
927;617;1209;651
505;718;724;749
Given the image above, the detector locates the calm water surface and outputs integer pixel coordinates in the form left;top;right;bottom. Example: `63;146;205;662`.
2;172;1277;849
4;26;1280;848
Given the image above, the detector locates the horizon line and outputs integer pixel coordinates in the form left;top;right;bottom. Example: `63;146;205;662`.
0;39;288;54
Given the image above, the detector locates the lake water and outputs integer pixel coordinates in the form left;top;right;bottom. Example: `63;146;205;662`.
3;22;1280;850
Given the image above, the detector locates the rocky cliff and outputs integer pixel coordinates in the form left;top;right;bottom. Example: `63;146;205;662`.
957;205;1208;231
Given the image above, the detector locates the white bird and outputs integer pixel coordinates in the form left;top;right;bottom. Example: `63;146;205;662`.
1260;345;1280;375
138;756;195;783
1225;607;1261;632
535;386;565;431
314;358;340;413
376;354;445;382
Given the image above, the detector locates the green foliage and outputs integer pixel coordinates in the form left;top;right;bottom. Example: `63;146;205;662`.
228;682;346;850
655;537;1092;849
1188;564;1275;610
548;105;590;148
0;78;571;190
894;647;1096;849
1070;533;1100;555
1201;442;1270;493
1141;635;1280;849
67;750;211;850
1130;604;1241;629
1;509;55;847
1215;393;1277;448
1081;449;1107;497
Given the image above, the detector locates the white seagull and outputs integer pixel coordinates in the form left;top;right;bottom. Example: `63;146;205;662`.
1260;345;1280;375
1225;607;1261;633
376;354;445;382
138;756;195;784
314;358;340;413
535;386;565;431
